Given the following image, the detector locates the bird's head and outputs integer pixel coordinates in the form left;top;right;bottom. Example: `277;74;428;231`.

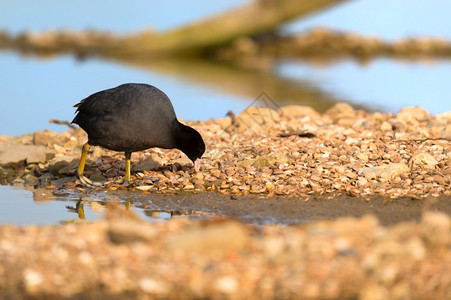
176;122;205;172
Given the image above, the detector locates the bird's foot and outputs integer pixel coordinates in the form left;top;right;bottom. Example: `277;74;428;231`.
77;174;107;188
114;177;132;187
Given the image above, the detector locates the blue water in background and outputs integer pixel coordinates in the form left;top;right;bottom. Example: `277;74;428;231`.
0;0;451;136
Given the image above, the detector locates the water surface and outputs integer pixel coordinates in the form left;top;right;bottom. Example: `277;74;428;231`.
1;185;450;227
0;185;174;225
277;59;451;114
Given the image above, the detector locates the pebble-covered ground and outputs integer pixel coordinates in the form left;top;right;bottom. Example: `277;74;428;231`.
0;103;450;299
0;210;450;299
2;102;449;198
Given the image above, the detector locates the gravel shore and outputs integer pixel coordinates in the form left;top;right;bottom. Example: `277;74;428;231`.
1;102;449;198
0;103;450;299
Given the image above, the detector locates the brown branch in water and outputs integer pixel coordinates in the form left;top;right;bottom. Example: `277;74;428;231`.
0;0;349;59
217;27;451;62
3;26;451;64
111;0;348;58
2;0;451;63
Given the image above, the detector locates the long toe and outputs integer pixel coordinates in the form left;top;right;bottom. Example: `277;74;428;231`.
114;177;133;187
77;174;107;187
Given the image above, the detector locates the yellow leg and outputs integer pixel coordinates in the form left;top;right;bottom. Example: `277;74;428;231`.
125;152;132;182
77;143;104;187
76;201;85;220
77;143;90;177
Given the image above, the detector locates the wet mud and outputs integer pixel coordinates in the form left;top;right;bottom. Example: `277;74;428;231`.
76;189;451;226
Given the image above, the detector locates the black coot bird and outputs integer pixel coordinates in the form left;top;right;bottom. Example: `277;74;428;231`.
72;83;205;186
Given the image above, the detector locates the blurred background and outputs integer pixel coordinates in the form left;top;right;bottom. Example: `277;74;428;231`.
1;0;451;136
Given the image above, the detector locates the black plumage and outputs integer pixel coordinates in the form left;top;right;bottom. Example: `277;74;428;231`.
72;83;205;186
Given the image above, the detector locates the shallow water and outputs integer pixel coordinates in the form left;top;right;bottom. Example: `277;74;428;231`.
0;185;174;225
0;185;85;225
1;184;450;227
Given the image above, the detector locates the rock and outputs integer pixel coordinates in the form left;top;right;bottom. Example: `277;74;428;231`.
380;121;392;131
48;160;70;175
344;137;359;145
265;182;275;192
192;173;204;181
90;146;108;158
357;153;369;162
421;212;451;247
360;163;410;180
58;159;81;175
23;174;39;186
213;276;238;295
63;137;79;149
33;130;61;146
73;128;88;146
391;121;407;131
253;154;289;168
411;152;438;169
279;105;320;120
233;107;280;134
134;154;163;172
39;173;55;184
434;111;451;122
108;221;158;244
0;144;50;164
172;156;191;167
357;177;368;187
52;176;77;186
215;117;232;129
396;107;430;126
361;168;383;181
440;124;451;138
89;174;107;183
0;135;13;146
427;120;447;133
250;184;265;193
324;102;356;118
183;183;195;190
0;167;14;181
428;119;451;138
12;178;25;186
23;268;44;295
237;154;289;168
136;185;153;191
378;163;410;180
166;220;248;253
138;278;169;295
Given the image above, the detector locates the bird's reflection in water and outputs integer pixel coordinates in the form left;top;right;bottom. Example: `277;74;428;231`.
143;209;221;221
30;188;217;223
144;210;175;220
66;200;86;220
65;198;220;222
76;201;85;219
66;200;131;220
